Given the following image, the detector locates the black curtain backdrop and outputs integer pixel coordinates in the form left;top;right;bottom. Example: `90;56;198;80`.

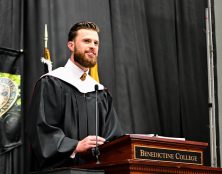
23;0;212;169
0;0;216;173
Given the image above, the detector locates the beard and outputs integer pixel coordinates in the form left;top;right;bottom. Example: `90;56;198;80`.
74;47;97;68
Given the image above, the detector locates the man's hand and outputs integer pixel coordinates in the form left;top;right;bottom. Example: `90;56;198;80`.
75;135;105;153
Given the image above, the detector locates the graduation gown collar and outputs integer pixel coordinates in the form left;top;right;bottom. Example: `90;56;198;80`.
42;59;104;93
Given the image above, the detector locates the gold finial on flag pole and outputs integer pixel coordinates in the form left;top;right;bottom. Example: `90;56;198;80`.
41;24;52;72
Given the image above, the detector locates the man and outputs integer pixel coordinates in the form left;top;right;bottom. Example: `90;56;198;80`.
27;21;123;171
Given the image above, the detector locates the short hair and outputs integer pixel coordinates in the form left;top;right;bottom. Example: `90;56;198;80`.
68;21;100;41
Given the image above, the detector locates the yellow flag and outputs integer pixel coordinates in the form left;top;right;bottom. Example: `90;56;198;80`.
44;47;51;61
41;47;52;72
90;63;100;82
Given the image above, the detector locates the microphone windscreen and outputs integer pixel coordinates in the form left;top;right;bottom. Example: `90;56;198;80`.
95;84;99;91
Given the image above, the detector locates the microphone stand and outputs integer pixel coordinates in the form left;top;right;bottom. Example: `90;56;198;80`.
92;84;100;164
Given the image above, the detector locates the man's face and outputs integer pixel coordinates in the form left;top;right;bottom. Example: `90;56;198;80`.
73;29;99;68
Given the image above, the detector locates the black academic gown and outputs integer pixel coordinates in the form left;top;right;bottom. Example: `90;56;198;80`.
27;75;123;171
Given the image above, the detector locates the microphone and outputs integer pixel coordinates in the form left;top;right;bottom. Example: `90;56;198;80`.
92;84;100;164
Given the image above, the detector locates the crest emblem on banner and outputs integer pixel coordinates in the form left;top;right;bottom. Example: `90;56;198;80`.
0;77;18;117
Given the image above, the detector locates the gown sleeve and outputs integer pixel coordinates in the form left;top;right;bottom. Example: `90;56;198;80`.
27;76;78;170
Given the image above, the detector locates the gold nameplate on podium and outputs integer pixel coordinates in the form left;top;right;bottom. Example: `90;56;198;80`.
134;145;202;165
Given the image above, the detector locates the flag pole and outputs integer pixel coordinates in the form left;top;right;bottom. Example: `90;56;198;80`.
41;24;52;73
206;0;217;167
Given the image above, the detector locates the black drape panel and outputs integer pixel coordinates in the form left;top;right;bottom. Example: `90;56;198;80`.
109;0;161;134
23;0;212;170
110;0;209;143
175;0;209;140
0;0;23;49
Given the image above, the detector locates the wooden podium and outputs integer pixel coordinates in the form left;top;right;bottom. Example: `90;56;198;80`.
75;134;222;174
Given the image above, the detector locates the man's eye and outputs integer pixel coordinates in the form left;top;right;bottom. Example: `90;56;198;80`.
83;39;90;43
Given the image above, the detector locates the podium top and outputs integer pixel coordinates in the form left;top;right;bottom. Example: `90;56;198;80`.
104;134;208;149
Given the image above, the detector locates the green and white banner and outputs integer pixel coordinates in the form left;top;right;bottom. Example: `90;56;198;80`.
0;48;22;154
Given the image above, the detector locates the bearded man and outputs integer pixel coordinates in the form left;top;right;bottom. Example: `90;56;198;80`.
27;21;123;172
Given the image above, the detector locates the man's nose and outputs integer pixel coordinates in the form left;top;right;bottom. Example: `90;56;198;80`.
89;42;97;48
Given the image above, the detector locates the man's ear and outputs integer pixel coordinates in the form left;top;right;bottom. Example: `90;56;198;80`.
67;41;74;52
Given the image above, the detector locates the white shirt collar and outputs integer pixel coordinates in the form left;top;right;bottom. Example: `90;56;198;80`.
42;59;104;93
65;59;89;79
